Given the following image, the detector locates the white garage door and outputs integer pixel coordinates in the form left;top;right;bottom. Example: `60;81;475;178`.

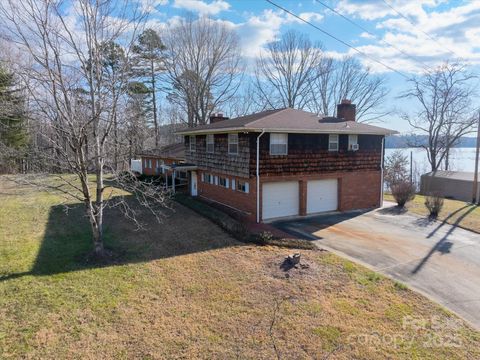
262;181;299;220
307;179;338;214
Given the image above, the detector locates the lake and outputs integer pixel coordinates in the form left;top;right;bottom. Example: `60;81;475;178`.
385;147;478;174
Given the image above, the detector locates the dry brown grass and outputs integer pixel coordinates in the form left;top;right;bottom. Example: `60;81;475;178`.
1;176;480;359
385;193;480;233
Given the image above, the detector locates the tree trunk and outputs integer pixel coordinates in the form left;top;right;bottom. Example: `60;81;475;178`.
151;60;159;148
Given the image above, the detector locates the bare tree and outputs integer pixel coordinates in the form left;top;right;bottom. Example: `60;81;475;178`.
0;0;169;257
402;62;477;172
254;30;324;110
309;56;389;122
164;16;243;127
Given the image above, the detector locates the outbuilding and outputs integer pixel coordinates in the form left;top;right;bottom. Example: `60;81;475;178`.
420;171;479;202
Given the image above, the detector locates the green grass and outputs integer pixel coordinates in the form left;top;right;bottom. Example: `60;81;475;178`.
1;175;480;359
385;193;480;233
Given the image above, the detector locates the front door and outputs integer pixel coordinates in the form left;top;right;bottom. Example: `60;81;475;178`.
191;171;198;196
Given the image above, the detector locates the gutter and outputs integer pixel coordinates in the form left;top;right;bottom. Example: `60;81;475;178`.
256;129;266;223
380;136;385;206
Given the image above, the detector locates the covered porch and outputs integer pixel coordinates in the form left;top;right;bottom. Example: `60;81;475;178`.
161;163;198;196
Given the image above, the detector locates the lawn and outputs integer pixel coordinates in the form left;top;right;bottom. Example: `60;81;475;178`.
384;193;480;233
1;175;480;359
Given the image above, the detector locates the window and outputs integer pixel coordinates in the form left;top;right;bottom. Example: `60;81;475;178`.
189;135;196;152
228;133;238;155
328;134;339;151
348;134;358;150
205;173;213;184
206;134;214;153
201;173;205;182
143;158;148;168
236;180;249;193
231;179;236;190
147;159;152;168
219;177;229;188
270;133;288;155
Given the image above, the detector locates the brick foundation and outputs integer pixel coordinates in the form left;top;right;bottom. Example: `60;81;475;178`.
194;169;381;223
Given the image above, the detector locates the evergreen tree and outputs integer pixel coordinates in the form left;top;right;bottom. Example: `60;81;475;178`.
0;65;28;173
132;29;166;148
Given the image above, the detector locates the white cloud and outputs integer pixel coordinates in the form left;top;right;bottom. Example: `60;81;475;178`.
172;0;230;15
137;0;169;14
332;0;480;74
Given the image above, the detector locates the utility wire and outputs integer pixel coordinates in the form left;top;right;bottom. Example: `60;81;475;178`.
264;0;410;79
380;0;457;58
313;0;434;73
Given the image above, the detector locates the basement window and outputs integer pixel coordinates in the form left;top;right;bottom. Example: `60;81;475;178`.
228;133;238;155
328;134;339;151
219;177;229;188
270;133;288;155
237;180;249;193
206;134;214;153
189;135;196;152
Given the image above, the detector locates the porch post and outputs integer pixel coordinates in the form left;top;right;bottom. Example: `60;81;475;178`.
172;170;176;194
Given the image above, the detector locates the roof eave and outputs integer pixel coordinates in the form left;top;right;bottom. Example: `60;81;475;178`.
177;127;398;136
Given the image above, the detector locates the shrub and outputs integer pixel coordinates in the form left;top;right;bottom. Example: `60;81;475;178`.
425;193;444;218
391;181;416;207
257;231;273;245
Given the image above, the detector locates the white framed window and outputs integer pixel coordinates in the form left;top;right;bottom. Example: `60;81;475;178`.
328;134;339;151
206;134;214;153
348;134;358;150
189;135;196;152
205;173;213;184
147;159;152;168
214;176;219;185
228;133;238;155
236;180;249;193
201;173;205;182
143;158;147;168
269;133;288;155
231;179;236;190
219;177;229;188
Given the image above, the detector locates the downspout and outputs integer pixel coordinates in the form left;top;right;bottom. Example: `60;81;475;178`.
256;130;266;223
380;136;385;207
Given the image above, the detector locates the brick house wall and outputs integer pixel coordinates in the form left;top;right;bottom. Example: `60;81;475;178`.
196;169;257;219
141;156;177;175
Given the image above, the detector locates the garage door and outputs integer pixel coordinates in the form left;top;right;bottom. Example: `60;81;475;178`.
307;179;338;214
262;181;299;220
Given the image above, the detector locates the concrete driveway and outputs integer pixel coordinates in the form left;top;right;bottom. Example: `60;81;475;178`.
274;203;480;330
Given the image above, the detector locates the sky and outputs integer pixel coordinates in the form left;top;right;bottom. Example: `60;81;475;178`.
140;0;480;134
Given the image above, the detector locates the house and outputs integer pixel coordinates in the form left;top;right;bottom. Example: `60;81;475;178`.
420;171;479;202
176;100;397;222
139;143;185;176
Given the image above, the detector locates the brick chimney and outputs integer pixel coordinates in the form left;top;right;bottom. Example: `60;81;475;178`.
337;99;356;122
209;112;229;124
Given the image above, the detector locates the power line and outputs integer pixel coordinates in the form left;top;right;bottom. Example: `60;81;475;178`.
313;0;434;73
380;0;457;58
265;0;410;79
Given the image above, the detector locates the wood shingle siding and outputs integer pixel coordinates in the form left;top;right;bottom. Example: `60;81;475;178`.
185;134;250;178
248;133;383;176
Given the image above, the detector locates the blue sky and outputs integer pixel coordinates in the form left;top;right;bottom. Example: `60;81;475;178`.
143;0;480;133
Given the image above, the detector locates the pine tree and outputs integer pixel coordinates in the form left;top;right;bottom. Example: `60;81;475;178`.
132;29;166;148
0;65;28;173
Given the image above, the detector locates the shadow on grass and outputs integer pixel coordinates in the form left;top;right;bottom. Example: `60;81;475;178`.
412;205;477;274
0;195;239;282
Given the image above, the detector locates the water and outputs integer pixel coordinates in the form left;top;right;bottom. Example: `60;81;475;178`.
385;147;478;173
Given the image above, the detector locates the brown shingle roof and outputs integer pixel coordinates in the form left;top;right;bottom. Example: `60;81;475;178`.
177;108;397;136
138;142;185;160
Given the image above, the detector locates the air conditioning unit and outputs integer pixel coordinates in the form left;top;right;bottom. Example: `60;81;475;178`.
350;144;359;151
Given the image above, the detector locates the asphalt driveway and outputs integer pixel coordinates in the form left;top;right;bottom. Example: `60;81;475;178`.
274;203;480;329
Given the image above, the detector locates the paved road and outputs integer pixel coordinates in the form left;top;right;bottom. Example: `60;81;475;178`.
274;204;480;330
